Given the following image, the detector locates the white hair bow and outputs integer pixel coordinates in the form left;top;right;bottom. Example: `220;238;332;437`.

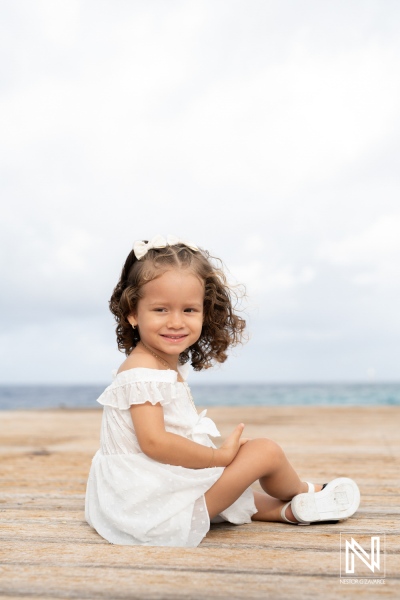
133;234;199;260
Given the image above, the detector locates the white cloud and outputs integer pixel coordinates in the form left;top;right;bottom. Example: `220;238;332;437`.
232;261;316;294
36;0;81;46
1;1;400;382
54;229;96;272
319;214;400;286
164;42;400;196
2;4;399;199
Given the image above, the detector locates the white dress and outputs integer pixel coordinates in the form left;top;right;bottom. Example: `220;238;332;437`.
85;367;257;547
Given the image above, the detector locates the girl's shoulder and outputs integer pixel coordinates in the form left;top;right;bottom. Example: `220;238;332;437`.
115;350;189;383
112;366;178;384
97;367;179;411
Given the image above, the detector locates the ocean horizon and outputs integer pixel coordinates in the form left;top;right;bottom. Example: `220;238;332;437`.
1;382;400;410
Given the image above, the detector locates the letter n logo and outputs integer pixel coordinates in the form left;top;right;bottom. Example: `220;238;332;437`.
345;536;380;574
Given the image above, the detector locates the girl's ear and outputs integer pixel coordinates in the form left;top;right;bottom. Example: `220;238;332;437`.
127;314;137;327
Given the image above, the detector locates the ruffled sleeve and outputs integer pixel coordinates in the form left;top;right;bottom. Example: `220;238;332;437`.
96;368;177;410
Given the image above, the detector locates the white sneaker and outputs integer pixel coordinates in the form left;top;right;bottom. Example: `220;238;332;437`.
290;477;360;525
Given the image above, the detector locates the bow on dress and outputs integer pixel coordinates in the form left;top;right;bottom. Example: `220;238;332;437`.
191;410;221;439
133;234;199;260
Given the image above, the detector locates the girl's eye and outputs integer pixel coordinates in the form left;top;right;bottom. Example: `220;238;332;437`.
154;308;167;312
184;308;197;313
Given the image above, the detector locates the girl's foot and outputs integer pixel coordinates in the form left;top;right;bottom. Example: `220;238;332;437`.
282;478;360;525
283;482;322;522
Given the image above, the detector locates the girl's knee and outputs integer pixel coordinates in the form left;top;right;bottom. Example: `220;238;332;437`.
247;438;285;462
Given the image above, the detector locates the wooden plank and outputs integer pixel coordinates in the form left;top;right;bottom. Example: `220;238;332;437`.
0;406;399;599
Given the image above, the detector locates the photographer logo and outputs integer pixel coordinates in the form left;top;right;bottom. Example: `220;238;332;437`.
340;532;386;583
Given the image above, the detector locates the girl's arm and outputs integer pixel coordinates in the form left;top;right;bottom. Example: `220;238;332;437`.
130;402;246;468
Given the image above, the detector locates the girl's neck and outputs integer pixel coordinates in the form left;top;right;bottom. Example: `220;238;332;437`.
139;340;178;372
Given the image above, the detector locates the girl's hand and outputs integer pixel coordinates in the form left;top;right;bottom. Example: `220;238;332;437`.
215;423;249;467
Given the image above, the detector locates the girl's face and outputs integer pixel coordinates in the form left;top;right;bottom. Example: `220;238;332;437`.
129;269;204;364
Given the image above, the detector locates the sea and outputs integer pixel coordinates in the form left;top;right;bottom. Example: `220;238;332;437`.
0;382;399;410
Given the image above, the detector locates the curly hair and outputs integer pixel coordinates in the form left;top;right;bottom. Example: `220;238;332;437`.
109;243;246;370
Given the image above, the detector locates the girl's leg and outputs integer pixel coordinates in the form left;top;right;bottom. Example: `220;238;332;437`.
204;438;320;522
252;491;293;522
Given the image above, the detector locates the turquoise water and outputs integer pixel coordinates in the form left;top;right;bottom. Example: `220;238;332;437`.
0;383;399;409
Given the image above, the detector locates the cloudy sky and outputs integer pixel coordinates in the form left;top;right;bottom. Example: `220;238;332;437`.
1;0;400;384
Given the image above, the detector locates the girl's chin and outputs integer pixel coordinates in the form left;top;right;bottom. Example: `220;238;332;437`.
159;344;190;355
140;338;182;351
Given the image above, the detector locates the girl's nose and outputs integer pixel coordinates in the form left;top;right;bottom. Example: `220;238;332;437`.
167;311;184;328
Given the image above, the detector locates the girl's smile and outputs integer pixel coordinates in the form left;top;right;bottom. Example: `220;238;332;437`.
161;334;188;342
128;269;204;367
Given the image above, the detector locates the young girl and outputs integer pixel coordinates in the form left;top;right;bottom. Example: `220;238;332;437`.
85;235;360;547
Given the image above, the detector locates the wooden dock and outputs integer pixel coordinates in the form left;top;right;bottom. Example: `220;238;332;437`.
0;406;399;599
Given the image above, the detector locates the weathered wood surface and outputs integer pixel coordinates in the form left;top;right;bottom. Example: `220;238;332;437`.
0;406;399;599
